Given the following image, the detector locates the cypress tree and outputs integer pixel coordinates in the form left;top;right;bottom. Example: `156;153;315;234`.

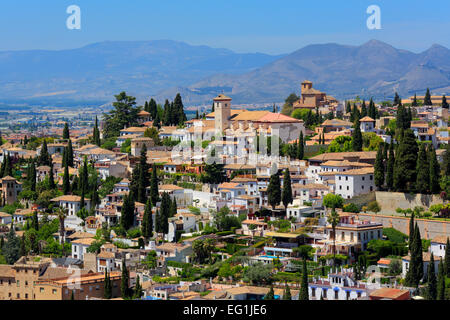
413;224;424;284
394;92;400;106
374;144;384;189
442;95;449;109
93;116;101;146
297;131;304;160
415;144;429;194
142;199;153;240
160;193;170;235
445;238;450;277
32;210;39;231
121;258;130;299
267;172;281;210
163;99;171;126
352;118;363;151
48;161;56;190
445;146;450;177
149;98;158;120
412;93;418;107
424;88;432;106
133;275;143;299
153;111;161;129
104;271;112;299
121;192;135;231
437;259;445;300
283;283;292;300
346;101;351;113
30;161;36;192
393;130;418;192
155;209;161;235
149;164;159;206
281;169;293;211
137;144;149;204
63;162;70;195
67;139;74;167
173;93;186;126
361;100;367;117
408;212;415;251
63;123;70;140
39;140;50;166
62;147;67;169
19;234;26;257
169;197;177;217
428;145;440;194
264;286;275;300
299;258;309;300
3;225;20;264
427;253;437;300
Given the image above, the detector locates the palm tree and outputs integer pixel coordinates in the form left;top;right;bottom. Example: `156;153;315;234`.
56;207;68;256
327;208;340;266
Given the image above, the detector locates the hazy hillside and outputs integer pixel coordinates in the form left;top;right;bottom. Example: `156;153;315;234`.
0;40;283;104
1;39;449;106
157;40;450;104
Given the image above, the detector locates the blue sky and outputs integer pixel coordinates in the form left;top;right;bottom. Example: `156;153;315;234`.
1;0;449;54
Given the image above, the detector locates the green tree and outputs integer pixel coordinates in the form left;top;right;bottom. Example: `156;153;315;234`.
281;169;293;211
67;139;74;167
48;161;56;190
283;283;292;300
3;225;21;264
323;193;344;209
142;199;153;241
63;122;70;140
374;144;384;189
437;259;445;300
393;130;418;192
264;285;275;300
63;162;70;195
267;172;281;210
93;116;101;146
428;145;440;194
352;118;363;151
121;258;131;299
104;271;112;299
442;95;449;109
133;275;143;299
149;164;159;206
103;92;139;139
297;131;304;160
445;238;450;277
415;144;430;194
120;192;135;230
427;253;437;300
424;88;432;106
39;140;50;166
299;258;309;300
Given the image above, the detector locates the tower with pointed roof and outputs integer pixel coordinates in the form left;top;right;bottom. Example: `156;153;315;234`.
213;94;232;133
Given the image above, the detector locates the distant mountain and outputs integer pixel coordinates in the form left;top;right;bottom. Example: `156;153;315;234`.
1;39;449;106
157;40;450;104
0;40;283;104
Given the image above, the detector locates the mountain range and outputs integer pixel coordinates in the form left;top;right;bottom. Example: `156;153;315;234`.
0;39;449;106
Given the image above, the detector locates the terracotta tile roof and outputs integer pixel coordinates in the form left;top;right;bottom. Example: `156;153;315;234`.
256;112;303;123
369;288;409;300
213;94;232;101
51;195;90;202
360;116;375;122
431;236;449;244
335;168;374;175
71;238;97;245
159;184;184;191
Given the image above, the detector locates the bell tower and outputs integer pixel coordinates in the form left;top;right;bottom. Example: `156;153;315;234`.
213;94;232;133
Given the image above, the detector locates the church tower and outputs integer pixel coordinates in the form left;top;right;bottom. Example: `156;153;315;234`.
213;94;232;133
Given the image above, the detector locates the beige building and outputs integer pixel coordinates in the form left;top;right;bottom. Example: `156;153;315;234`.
34;271;121;300
293;80;338;110
0;176;22;206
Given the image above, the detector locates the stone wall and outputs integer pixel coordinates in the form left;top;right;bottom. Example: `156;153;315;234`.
357;213;450;240
375;191;444;215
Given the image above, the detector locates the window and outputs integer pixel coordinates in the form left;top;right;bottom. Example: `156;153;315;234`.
362;177;365;181
17;293;20;299
25;293;28;299
312;288;316;297
52;289;57;294
334;290;338;299
40;288;44;293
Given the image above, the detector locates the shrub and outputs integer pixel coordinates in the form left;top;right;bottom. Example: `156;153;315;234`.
367;201;381;213
343;203;360;213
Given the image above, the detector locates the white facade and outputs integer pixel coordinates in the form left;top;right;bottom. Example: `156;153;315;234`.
335;170;375;199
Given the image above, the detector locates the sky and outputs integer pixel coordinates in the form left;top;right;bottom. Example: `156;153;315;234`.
0;0;449;55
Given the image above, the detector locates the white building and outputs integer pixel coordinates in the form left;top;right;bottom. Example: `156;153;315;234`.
51;195;91;216
335;168;375;199
71;238;96;260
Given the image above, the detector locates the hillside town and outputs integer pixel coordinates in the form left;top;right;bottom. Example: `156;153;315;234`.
0;83;449;301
